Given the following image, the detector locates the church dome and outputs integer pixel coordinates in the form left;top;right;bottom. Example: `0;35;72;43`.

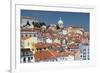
58;17;63;25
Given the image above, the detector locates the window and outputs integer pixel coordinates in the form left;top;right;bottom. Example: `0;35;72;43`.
80;55;82;57
83;53;86;55
28;57;30;62
37;49;39;51
44;48;46;50
21;34;23;38
26;34;27;37
88;58;90;60
40;48;42;51
87;51;89;54
23;57;26;63
83;56;86;58
25;52;28;55
83;57;86;60
34;33;37;37
30;34;32;37
83;49;86;52
32;49;34;51
23;34;25;37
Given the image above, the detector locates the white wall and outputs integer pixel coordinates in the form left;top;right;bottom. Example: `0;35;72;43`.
0;0;100;73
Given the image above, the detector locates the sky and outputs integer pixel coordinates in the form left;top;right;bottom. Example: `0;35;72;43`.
21;10;90;31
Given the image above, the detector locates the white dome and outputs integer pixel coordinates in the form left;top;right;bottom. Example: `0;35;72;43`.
41;25;46;29
58;17;63;25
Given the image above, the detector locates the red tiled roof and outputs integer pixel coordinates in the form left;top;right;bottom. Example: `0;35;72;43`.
34;42;62;49
49;50;60;57
51;43;61;48
34;50;60;62
34;49;76;62
42;33;66;39
35;42;50;49
68;44;79;49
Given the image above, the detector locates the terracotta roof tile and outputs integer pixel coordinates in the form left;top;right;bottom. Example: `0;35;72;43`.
34;43;50;49
34;50;60;62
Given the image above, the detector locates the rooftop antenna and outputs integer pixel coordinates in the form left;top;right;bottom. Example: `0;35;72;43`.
60;17;62;20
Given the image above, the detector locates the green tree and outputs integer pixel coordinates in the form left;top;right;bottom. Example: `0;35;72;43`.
32;21;46;28
32;21;40;28
56;25;60;29
26;21;30;26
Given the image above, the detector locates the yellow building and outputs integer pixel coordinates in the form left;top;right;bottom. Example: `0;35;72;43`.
21;36;38;54
67;26;84;35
